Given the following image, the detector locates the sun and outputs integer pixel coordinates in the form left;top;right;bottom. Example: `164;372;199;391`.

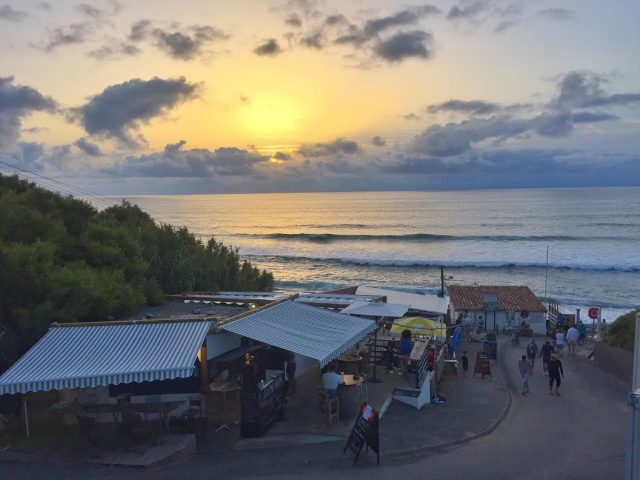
238;93;304;141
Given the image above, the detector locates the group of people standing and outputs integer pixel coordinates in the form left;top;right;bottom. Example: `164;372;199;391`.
518;337;565;397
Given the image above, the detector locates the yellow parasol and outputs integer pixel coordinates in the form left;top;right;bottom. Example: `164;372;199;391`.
390;316;446;338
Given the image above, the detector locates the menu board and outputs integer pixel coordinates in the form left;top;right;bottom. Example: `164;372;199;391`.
343;403;380;465
240;371;285;438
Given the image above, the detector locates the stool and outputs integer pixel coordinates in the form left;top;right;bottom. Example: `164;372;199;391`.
317;387;340;425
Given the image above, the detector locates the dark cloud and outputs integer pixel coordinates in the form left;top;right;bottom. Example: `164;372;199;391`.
151;25;228;60
403;113;421;121
0;76;57;148
320;158;362;174
372;136;386;146
74;137;102;156
91;21;228;61
164;139;187;152
364;7;440;37
551;71;640;110
373;31;432;62
447;0;492;21
72;77;199;146
129;19;152;41
493;20;519;34
274;151;292;161
110;142;267;177
411;109;619;157
8;142;45;171
276;6;438;66
87;42;140;60
427;99;502;115
0;5;27;21
40;23;90;51
298;138;360;157
300;32;324;49
36;2;53;11
253;38;283;56
74;2;118;20
285;13;302;27
539;8;575;22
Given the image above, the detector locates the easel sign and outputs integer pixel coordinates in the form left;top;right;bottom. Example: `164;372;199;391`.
343;402;380;465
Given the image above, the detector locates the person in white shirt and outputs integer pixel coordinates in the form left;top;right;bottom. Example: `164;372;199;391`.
322;363;344;399
566;325;579;354
555;329;565;356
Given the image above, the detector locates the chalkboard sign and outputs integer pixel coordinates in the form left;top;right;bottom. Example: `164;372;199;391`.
474;351;491;379
241;371;285;438
343;403;380;465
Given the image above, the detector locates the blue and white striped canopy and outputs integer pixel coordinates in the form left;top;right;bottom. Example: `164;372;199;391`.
221;300;377;367
0;320;211;395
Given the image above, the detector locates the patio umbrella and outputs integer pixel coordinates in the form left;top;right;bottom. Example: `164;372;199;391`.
390;316;446;339
340;301;409;318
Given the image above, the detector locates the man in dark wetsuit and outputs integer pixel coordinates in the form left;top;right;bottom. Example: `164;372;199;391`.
548;354;564;396
540;340;554;373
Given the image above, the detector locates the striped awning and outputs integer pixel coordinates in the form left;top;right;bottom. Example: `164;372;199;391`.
0;319;211;395
221;300;377;367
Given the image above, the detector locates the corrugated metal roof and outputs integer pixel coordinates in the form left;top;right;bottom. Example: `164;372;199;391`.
448;285;546;312
341;301;409;318
356;286;450;314
221;300;376;367
294;293;382;307
0;320;211;395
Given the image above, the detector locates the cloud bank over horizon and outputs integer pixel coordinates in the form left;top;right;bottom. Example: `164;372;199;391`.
0;0;639;194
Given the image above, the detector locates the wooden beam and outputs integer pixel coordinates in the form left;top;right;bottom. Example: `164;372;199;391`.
199;341;209;395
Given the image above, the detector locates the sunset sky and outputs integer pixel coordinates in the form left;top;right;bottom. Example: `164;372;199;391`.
1;0;639;194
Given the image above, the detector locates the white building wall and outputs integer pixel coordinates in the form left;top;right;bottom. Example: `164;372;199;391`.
454;309;546;334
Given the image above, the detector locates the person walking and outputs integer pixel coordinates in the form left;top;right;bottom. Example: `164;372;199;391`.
540;340;554;373
555;328;566;356
526;338;539;370
566;325;579;355
519;355;531;395
548;354;564;396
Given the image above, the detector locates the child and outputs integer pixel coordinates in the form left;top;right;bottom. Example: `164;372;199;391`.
461;351;469;376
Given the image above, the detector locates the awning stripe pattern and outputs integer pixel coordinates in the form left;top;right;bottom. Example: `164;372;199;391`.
0;320;211;395
221;301;377;367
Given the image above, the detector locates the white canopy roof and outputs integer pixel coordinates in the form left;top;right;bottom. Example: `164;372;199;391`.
0;319;211;395
341;301;409;318
221;300;376;367
355;286;450;314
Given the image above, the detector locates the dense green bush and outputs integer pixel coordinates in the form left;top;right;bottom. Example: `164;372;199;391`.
603;309;640;352
0;174;273;369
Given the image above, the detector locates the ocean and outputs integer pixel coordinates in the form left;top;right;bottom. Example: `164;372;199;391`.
120;187;640;322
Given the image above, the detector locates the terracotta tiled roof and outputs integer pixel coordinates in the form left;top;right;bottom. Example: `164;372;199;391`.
448;285;546;312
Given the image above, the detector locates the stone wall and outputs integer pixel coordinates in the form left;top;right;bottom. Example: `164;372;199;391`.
595;342;634;381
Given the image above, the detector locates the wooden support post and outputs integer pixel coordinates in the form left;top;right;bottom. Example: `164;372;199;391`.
199;341;209;395
23;396;30;438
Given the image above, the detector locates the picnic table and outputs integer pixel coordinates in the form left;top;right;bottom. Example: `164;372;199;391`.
51;400;185;430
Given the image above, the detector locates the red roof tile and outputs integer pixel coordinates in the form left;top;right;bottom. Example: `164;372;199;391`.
448;285;546;312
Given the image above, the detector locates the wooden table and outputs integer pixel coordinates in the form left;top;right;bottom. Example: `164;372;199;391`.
51;400;185;430
341;374;365;386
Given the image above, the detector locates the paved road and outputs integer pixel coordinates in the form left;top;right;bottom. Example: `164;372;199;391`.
1;341;630;479
267;342;629;480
